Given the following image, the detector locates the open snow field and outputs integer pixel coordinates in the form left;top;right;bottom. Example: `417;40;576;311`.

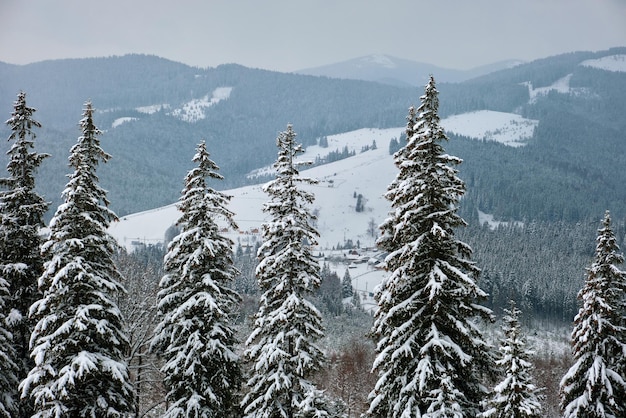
108;112;538;298
580;54;626;73
109;111;536;251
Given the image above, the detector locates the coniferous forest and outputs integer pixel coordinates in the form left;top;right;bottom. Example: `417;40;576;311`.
1;49;626;417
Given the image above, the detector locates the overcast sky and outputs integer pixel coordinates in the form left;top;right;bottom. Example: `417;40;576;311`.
1;0;625;72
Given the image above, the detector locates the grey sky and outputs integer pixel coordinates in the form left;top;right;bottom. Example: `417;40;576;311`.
1;0;625;72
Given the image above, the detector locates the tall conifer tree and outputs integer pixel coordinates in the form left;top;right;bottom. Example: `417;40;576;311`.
560;211;626;418
242;125;331;418
20;102;134;417
0;91;49;417
151;141;242;417
369;76;494;417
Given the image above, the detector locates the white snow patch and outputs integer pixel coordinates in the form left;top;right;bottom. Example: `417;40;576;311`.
361;54;397;69
136;104;171;114
111;117;138;128
442;110;538;147
169;87;233;123
477;210;523;230
247;127;405;179
110;120;533;251
522;74;589;104
524;74;571;102
110;203;180;250
107;122;531;301
580;54;626;73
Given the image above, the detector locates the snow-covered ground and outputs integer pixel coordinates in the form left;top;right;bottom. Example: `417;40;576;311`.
522;74;589;104
109;116;530;252
109;118;529;305
168;87;233;123
113;87;233;127
478;209;523;230
580;54;626;73
111;116;138;128
110;130;398;253
136;103;170;114
442;110;538;147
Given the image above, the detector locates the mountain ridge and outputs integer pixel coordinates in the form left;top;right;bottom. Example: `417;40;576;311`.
0;48;625;223
295;54;524;85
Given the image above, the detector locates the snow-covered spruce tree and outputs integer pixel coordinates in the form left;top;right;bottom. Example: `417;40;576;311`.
369;76;494;418
560;211;626;418
0;91;49;417
151;141;242;417
20;102;134;417
242;125;333;418
480;301;542;418
341;268;353;298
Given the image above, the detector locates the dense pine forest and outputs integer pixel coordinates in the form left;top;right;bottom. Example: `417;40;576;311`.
1;49;626;416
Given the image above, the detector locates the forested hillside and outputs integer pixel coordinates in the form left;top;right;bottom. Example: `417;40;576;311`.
0;48;625;223
3;50;626;416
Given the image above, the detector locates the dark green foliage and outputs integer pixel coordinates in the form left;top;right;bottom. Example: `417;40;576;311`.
458;220;595;322
560;212;626;417
316;267;344;316
0;91;49;417
388;137;399;155
342;268;353;298
21;102;135;417
370;77;494;417
481;301;543;418
242;125;330;417
355;193;364;212
151;142;242;417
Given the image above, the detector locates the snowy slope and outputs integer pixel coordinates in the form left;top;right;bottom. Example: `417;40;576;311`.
108;113;533;300
109;111;534;251
522;74;589;104
109;111;534;300
111;87;233;128
580;54;626;72
168;87;232;122
109;129;400;252
443;110;538;147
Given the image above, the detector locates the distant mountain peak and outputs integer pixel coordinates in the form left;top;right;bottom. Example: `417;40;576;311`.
358;54;398;69
296;55;522;85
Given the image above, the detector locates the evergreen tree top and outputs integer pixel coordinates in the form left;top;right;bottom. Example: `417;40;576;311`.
5;91;41;135
560;210;626;418
50;102;116;235
261;124;319;250
2;91;49;194
177;140;237;232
